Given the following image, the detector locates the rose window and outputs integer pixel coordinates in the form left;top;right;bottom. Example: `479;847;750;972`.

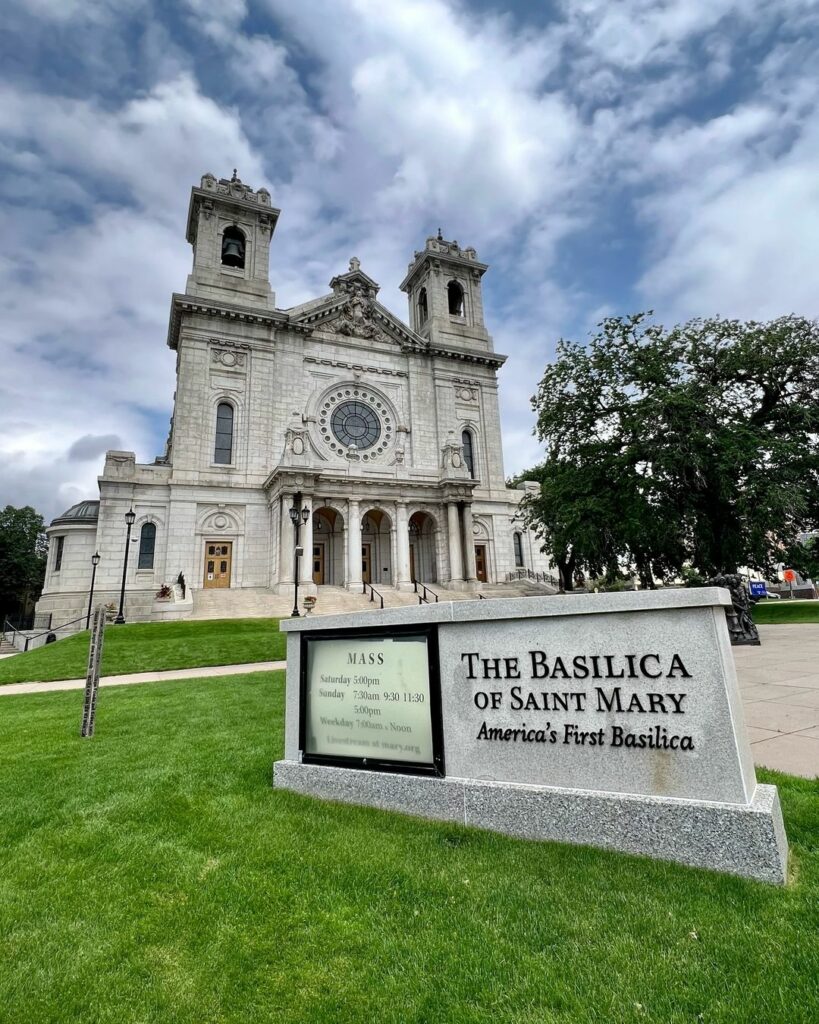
318;386;393;461
330;401;380;449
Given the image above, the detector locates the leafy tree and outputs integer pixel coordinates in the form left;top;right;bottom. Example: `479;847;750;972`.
0;506;48;621
519;314;819;583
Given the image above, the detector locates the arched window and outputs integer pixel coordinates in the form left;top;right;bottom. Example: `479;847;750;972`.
461;429;475;477
53;535;65;572
513;531;524;568
214;402;234;464
417;287;428;324
138;523;156;570
221;226;246;269
447;280;464;316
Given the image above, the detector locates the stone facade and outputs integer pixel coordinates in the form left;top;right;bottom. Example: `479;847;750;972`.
37;173;551;624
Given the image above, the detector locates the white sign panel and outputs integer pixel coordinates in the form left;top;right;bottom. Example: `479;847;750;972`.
304;635;434;765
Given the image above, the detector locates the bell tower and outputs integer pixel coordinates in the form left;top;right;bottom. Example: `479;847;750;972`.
399;231;491;351
185;170;280;309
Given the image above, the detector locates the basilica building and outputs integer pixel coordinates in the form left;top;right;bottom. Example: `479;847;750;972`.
37;172;551;624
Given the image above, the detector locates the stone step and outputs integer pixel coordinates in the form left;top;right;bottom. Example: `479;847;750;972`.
185;582;550;622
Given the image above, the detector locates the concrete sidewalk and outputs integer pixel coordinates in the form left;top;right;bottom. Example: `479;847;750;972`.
733;624;819;778
0;660;286;695
1;625;817;778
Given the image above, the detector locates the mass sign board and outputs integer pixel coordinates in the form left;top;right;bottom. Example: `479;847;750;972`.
301;627;444;776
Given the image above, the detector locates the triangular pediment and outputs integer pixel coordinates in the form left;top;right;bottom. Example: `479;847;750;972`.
285;288;428;352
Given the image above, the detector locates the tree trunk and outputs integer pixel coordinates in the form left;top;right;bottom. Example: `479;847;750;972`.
556;551;576;592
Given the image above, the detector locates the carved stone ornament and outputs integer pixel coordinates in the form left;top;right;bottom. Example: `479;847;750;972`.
706;573;761;646
455;385;478;402
441;430;469;479
334;283;384;341
285;424;310;459
211;347;246;368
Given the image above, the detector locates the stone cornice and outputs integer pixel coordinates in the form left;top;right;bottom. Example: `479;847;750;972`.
429;343;507;368
167;295;505;369
166;293;313;350
263;467;477;501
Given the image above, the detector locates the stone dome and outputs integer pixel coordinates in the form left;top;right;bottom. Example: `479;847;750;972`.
51;500;100;526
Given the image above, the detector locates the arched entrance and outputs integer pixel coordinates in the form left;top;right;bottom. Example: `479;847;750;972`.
312;507;345;585
361;508;393;586
409;511;438;583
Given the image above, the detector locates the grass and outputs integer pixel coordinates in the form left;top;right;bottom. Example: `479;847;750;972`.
0;618;285;685
754;600;819;625
0;673;817;1023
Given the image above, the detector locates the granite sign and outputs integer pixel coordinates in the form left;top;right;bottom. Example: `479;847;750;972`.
275;590;788;883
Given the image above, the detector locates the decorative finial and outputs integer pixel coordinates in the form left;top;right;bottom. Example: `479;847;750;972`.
349;256;361;272
437;227;443;240
231;168;239;182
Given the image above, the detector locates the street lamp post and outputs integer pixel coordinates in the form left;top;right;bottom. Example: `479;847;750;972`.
114;508;136;625
289;496;310;617
86;551;101;630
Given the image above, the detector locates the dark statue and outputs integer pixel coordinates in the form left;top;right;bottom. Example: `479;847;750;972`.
708;573;761;646
177;572;186;601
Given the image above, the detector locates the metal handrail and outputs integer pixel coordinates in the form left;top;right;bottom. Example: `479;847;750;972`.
413;581;439;605
506;567;561;588
18;615;88;652
2;618;25;650
477;594;486;600
363;582;384;609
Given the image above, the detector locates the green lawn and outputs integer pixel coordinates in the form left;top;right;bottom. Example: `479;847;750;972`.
754;600;819;624
0;674;816;1023
0;618;285;685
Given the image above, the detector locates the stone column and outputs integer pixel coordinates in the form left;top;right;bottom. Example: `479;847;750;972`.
395;502;412;589
279;493;294;584
389;507;398;587
462;502;478;582
298;495;313;585
447;501;464;585
347;498;362;591
341;524;349;586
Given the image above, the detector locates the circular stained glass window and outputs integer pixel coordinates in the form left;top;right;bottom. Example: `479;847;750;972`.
330;400;381;450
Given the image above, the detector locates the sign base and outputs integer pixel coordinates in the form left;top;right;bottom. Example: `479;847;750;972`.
273;759;788;885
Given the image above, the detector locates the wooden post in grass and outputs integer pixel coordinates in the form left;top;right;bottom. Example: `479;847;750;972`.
81;606;105;737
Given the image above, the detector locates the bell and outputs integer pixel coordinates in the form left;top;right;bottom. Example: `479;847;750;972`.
221;237;245;267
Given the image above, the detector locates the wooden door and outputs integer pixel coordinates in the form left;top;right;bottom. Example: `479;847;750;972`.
203;541;232;588
409;545;416;583
361;543;372;584
475;544;488;583
312;543;325;585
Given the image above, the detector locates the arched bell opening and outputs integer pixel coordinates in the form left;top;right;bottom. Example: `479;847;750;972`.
417;286;428;325
221;225;246;269
311;507;345;586
361;508;393;586
409;511;438;584
447;279;464;316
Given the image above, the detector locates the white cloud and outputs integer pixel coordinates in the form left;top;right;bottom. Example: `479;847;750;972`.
2;0;819;517
0;75;265;519
638;116;819;320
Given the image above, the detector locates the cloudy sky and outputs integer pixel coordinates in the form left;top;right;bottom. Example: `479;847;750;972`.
2;0;818;521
